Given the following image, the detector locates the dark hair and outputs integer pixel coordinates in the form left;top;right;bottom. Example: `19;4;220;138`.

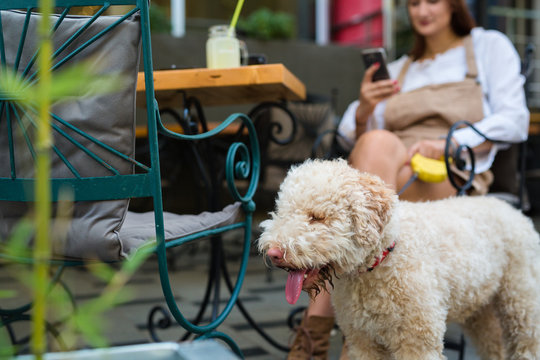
409;0;476;60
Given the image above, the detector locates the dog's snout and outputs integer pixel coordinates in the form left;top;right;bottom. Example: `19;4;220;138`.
267;247;284;263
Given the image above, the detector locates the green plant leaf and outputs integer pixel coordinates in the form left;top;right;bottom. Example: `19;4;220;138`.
0;60;128;107
122;246;152;275
2;217;34;259
238;8;295;40
86;263;116;284
0;289;17;299
0;329;15;359
0;68;32;105
45;61;128;104
48;283;76;318
149;4;172;33
70;309;108;348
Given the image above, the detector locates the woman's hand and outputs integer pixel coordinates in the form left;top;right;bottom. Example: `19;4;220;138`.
359;63;400;112
407;139;452;160
408;138;493;163
355;63;400;138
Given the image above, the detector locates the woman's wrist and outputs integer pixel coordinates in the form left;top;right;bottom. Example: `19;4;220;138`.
356;102;373;125
355;104;371;138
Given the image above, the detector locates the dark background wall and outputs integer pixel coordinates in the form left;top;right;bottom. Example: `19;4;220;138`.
148;31;365;122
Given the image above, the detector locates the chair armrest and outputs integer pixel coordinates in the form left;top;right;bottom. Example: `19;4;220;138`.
444;120;525;200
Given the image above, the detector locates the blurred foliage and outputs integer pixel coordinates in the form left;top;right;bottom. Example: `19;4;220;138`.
0;61;127;107
0;29;147;356
53;248;152;349
181;0;295;23
149;3;171;33
394;5;414;59
238;8;295;40
0;217;152;353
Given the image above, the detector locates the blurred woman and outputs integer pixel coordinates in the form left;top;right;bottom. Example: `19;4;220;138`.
289;0;529;358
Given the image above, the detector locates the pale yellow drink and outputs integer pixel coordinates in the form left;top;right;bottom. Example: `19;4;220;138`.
206;25;241;69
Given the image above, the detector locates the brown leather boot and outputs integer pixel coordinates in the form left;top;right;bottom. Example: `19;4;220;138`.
287;315;335;360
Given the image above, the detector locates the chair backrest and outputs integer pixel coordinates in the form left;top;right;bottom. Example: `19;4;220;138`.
0;3;261;353
486;43;534;209
0;1;161;260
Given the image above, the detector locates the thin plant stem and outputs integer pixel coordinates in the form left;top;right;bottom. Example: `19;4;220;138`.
32;0;54;358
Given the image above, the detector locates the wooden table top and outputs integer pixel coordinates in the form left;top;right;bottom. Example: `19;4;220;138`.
136;63;306;107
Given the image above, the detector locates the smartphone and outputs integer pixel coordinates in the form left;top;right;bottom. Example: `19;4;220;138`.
362;48;391;81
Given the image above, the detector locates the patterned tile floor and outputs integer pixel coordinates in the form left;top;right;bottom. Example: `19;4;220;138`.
2;211;540;359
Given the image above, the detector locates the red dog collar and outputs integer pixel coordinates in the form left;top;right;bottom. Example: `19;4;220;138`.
367;242;396;272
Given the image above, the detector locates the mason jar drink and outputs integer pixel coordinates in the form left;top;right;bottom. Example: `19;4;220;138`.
206;25;241;69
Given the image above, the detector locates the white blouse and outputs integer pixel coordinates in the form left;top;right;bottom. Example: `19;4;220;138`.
338;27;529;173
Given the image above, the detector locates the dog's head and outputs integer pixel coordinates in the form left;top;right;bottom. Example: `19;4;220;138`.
258;158;397;304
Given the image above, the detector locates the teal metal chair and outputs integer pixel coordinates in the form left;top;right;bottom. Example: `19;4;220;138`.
0;1;259;357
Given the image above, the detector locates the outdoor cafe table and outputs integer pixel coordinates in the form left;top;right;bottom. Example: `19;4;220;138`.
134;62;307;182
135;63;306;136
136;63;306;107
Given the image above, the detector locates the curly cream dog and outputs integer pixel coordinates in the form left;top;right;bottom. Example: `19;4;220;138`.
258;158;540;359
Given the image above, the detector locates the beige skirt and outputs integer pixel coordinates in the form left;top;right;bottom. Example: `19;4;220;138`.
450;165;494;195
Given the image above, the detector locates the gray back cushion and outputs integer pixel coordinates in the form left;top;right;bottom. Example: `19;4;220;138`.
0;10;140;260
0;11;243;261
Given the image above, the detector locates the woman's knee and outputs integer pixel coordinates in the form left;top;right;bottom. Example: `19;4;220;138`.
349;130;407;165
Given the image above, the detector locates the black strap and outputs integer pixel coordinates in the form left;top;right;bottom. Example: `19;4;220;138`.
397;172;418;196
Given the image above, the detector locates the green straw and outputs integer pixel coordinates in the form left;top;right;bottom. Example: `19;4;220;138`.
228;0;245;36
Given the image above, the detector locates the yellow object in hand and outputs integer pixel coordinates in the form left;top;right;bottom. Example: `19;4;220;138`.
410;153;448;183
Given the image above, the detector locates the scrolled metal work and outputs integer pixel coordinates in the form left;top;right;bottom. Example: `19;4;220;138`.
147;305;173;343
444;121;477;196
151;107;260;358
444;120;522;196
0;313;67;353
0;265;75;351
247;101;298;146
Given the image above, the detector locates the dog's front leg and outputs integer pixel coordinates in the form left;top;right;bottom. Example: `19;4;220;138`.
384;321;446;360
343;329;445;360
342;329;391;360
391;347;445;360
345;308;446;360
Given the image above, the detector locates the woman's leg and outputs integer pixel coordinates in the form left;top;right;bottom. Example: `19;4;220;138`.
350;129;456;200
349;129;408;190
288;289;335;360
306;288;334;317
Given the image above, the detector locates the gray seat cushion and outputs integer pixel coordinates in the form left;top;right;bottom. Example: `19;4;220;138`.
118;202;242;257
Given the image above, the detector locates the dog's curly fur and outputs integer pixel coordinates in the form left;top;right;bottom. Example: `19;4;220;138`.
258;159;540;360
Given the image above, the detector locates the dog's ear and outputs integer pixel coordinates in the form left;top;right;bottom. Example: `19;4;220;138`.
349;172;396;243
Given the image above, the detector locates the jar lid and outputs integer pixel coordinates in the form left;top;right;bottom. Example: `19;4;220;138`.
209;25;235;37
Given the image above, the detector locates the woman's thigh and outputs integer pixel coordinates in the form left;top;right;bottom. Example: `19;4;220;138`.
349;130;408;189
349;129;457;201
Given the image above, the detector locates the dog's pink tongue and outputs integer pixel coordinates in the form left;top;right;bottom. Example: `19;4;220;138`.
286;270;307;305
